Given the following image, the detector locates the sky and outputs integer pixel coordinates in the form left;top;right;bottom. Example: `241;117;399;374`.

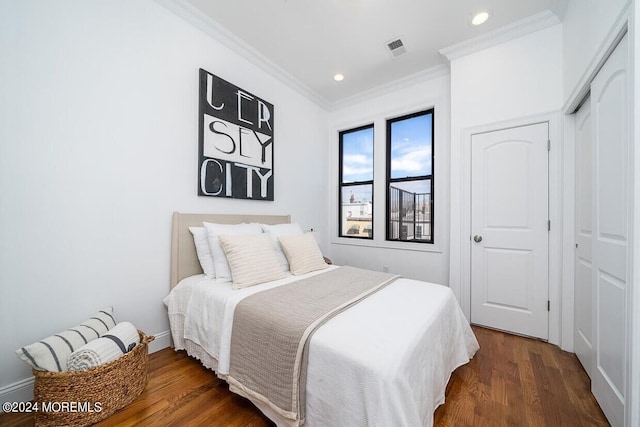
342;126;374;183
341;112;432;204
389;113;432;179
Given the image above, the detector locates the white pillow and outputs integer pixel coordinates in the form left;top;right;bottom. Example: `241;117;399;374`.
219;233;286;289
15;307;117;372
203;222;263;280
261;223;304;271
189;226;215;279
278;233;328;275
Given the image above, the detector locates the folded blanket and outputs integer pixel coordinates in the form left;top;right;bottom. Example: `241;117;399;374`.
67;321;139;371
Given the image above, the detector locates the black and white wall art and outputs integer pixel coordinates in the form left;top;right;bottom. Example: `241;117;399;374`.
198;68;274;200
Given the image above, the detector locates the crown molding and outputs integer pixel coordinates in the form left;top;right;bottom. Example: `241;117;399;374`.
154;0;331;110
439;9;561;63
330;64;450;111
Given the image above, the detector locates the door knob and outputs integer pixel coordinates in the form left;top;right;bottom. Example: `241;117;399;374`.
473;235;483;243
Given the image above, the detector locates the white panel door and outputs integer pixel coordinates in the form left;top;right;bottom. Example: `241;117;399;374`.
574;97;594;378
471;123;549;340
590;34;629;427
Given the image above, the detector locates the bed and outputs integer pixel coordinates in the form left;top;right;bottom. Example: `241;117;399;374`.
164;212;479;427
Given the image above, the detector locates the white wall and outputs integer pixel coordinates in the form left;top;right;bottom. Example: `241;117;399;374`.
563;0;631;109
325;74;451;284
449;25;563;130
448;24;564;340
0;0;327;401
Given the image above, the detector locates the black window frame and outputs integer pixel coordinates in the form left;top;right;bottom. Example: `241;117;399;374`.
385;109;435;244
338;124;374;240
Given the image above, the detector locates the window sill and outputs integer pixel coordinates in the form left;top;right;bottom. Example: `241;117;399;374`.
330;236;443;254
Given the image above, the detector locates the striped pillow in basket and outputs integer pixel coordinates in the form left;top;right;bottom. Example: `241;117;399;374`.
15;307;116;372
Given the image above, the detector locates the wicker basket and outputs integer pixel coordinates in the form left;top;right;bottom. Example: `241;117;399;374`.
32;331;154;427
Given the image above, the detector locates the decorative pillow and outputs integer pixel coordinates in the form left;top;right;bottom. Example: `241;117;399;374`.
261;223;304;271
189;226;215;279
203;222;263;280
219;233;286;289
278;233;328;275
15;307;117;372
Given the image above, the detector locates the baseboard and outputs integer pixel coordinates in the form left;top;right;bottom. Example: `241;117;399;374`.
0;330;172;412
148;330;172;353
0;377;34;410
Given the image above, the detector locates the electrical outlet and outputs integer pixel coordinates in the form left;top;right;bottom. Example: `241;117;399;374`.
383;265;389;273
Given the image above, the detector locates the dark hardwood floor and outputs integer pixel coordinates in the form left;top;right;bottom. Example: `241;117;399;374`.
1;326;609;426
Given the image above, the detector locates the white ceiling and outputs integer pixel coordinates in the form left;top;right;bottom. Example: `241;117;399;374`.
184;0;567;106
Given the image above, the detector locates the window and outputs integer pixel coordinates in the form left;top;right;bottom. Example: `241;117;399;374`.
339;125;374;239
386;109;434;243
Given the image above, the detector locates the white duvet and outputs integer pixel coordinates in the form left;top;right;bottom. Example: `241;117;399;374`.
164;267;479;427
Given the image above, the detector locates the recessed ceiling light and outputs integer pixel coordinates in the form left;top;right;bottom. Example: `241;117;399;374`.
334;73;344;82
471;11;490;26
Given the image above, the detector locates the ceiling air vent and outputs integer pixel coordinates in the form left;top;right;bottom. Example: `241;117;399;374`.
386;38;407;58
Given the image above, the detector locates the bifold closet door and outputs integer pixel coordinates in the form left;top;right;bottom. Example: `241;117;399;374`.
589;33;630;427
574;96;593;379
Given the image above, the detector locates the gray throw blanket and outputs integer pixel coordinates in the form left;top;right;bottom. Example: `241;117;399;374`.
225;266;399;424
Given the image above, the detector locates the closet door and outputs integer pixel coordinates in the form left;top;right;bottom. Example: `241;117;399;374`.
574;97;593;378
590;33;630;427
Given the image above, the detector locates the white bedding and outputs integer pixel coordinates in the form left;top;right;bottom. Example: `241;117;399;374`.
164;267;479;427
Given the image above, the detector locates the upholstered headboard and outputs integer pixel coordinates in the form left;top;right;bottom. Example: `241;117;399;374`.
170;212;291;289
